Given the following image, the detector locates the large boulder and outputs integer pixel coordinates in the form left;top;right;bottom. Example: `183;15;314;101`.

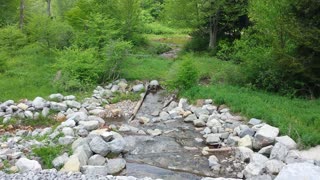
89;136;110;156
253;124;279;149
243;153;268;178
88;154;106;166
132;84;144;92
275;162;320;180
79;121;100;131
66;112;88;122
50;102;67;112
52;153;69;168
81;165;109;176
270;143;289;161
15;158;42;172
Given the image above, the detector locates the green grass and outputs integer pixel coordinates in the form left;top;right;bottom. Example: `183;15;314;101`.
32;145;71;169
110;91;141;104
182;85;320;148
0;44;59;101
121;56;174;80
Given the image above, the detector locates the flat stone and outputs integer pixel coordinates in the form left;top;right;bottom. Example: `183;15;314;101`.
248;118;262;125
235;147;254;162
17;103;29;110
184;114;197;123
79;121;100;131
147;129;162;136
206;134;221;145
275;162;320;180
15;158;42;173
32;97;46;110
193;119;206;127
49;93;64;102
258;145;273;157
50;102;67;111
132;84;144;92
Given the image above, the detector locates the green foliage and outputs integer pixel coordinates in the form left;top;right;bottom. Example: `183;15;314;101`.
0;26;27;54
55;47;102;91
102;41;133;81
184;29;209;52
26;15;74;50
110;92;141;104
182;84;320;147
152;43;172;54
171;58;199;90
0;0;19;26
32;145;71;169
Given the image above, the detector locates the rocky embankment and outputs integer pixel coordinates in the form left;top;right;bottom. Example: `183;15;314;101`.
0;79;319;180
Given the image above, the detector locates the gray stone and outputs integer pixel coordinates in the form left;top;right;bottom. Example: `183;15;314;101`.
101;132;114;142
238;135;253;149
17;103;29;110
275;136;297;150
77;128;89;137
15;158;42;172
204;99;213;104
61;119;76;127
65;100;81;109
265;159;285;175
58;136;74;145
79;121;100;131
60;154;80;172
81;165;108;176
193;119;206;127
206;118;221;127
89;136;110;156
111;85;119;92
194;108;209;118
132;84;144;92
39;127;52;136
32;97;46;110
50;102;67;111
178;98;189;110
270;143;289;161
49;94;64;102
243;153;268;178
248;118;262;126
227;136;240;146
254;124;279;149
184;114;197;123
208;155;220;171
106;158;126;175
258;145;273;156
62;127;74;137
24;111;33;119
64;95;76;101
66;112;88;122
275;162;320;180
88;154;106;166
206;134;221;145
285;150;303;164
239;128;255;138
235;147;254;162
150;80;159;87
52;153;69;168
42;107;50;117
147;129;162;136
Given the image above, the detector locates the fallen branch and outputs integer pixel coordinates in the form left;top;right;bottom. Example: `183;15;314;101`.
128;83;149;122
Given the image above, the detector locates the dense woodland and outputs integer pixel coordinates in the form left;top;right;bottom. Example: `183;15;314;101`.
0;0;320;146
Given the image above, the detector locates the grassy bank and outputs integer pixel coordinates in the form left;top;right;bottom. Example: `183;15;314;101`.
182;85;320;147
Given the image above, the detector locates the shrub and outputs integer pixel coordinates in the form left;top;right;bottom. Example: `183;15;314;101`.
55;47;102;91
0;25;27;55
173;58;199;90
101;40;133;82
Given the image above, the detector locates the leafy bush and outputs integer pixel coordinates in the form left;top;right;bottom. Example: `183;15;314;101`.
0;26;27;54
101;40;133;82
152;43;172;54
144;22;176;35
26;15;74;50
172;58;199;90
32;145;71;169
55;47;102;91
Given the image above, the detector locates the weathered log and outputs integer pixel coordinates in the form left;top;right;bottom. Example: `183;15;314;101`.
128;83;149;122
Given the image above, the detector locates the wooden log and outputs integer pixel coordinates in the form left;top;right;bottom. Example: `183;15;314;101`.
128;83;149;122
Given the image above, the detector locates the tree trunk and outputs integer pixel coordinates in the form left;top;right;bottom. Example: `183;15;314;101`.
47;0;52;17
19;0;25;30
209;11;219;50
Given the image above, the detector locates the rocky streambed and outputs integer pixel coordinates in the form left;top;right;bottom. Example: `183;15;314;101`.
0;80;320;180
